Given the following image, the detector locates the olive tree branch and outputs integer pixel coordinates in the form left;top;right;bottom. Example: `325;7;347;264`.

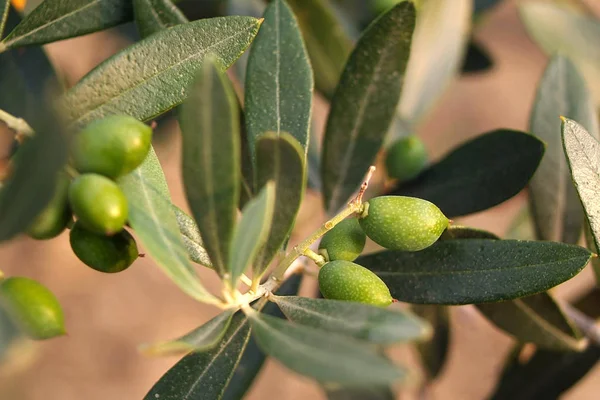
0;108;34;143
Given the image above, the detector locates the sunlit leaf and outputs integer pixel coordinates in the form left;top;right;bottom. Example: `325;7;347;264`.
63;16;261;129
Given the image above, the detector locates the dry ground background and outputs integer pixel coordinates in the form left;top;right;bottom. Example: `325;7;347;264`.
1;0;600;399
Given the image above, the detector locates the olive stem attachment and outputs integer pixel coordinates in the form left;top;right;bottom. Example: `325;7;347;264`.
232;166;376;309
0;108;34;142
303;248;326;267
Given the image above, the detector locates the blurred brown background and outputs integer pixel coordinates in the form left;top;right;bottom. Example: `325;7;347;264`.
1;0;600;399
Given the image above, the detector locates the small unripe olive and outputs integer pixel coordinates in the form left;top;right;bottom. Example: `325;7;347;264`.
68;174;128;235
27;173;72;240
71;115;152;179
319;260;392;307
359;196;448;252
318;218;366;262
0;277;66;340
69;222;138;273
384;136;428;181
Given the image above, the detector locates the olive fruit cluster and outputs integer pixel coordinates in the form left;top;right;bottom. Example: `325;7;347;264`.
0;277;65;340
317;196;448;307
27;115;152;273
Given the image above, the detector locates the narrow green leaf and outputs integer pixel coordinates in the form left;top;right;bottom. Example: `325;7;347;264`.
389;130;545;217
229;182;276;286
562;118;600;266
145;311;252;400
62;16;261;129
245;0;313;159
118;148;217;305
0;109;68;242
440;225;499;240
254;132;307;274
529;55;599;244
412;305;450;379
141;309;235;356
0;1;9;39
287;0;352;98
133;0;188;38
248;311;405;385
519;2;600;103
1;0;133;50
222;274;302;400
323;385;395;400
398;0;472;124
476;292;584;351
270;295;431;344
172;206;212;268
357;239;592;305
321;1;416;213
180;57;240;278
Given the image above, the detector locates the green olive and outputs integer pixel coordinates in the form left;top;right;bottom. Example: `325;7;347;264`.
318;260;392;307
68;174;128;235
359;196;448;252
385;136;428;181
318;218;366;262
0;277;66;340
27;172;72;240
71;115;152;179
69;222;138;273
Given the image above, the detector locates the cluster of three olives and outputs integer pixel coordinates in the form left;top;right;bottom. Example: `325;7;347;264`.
318;196;448;307
27;115;153;273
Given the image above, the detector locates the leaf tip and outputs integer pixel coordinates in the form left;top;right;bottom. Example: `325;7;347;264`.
559;115;568;123
258;18;265;26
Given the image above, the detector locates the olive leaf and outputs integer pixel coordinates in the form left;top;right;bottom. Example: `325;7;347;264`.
140;309;236;356
528;55;599;244
1;0;133;50
63;16;261;129
118;148;218;305
133;0;187;39
412;305;451;379
229;182;276;287
144;311;252;400
357;239;592;304
389;130;545;217
287;0;352;98
562;118;600;268
0;0;9;39
519;2;600;104
476;292;584;351
254;132;307;275
247;311;405;385
0;108;68;242
180;56;240;279
245;0;313;160
321;1;416;214
270;295;431;344
398;0;472;125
